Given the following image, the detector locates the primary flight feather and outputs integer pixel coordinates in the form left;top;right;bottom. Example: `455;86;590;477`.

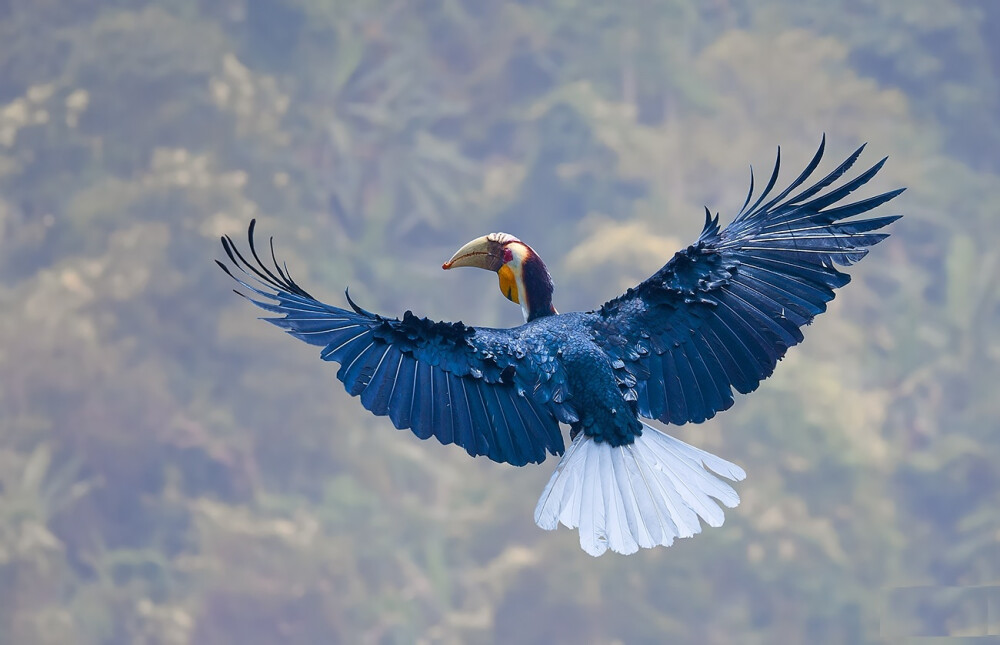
218;137;902;556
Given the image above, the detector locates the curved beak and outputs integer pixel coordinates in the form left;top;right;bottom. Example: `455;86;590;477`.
442;235;504;271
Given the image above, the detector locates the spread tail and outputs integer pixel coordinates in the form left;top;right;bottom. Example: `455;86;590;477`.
534;422;746;556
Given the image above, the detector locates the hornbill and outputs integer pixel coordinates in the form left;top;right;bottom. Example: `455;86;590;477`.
218;138;902;556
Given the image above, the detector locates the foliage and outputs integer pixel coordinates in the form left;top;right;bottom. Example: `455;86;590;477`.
1;0;998;642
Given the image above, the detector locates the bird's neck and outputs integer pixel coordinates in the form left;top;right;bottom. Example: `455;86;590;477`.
521;254;557;322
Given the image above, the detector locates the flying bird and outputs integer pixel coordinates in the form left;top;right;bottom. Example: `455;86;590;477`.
218;138;902;556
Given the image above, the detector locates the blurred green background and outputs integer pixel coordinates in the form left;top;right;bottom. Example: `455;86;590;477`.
1;1;998;643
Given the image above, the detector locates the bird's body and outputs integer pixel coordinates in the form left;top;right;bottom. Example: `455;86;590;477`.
478;310;643;446
219;138;902;556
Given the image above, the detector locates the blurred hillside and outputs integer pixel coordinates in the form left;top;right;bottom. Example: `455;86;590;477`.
1;1;998;643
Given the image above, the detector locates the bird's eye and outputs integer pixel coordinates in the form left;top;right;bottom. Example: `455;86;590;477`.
503;246;514;263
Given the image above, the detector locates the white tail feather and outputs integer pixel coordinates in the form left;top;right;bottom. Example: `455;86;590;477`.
534;422;746;556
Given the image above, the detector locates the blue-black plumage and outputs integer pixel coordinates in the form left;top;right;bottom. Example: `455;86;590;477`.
217;137;902;556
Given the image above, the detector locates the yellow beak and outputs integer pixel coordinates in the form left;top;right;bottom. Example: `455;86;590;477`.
442;235;504;271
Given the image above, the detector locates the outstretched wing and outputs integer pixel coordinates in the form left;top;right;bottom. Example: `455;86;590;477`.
218;222;565;466
589;137;903;426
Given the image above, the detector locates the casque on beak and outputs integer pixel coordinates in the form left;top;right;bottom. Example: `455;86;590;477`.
442;235;504;272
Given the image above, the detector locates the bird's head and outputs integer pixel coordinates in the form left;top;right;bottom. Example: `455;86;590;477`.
443;232;556;323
